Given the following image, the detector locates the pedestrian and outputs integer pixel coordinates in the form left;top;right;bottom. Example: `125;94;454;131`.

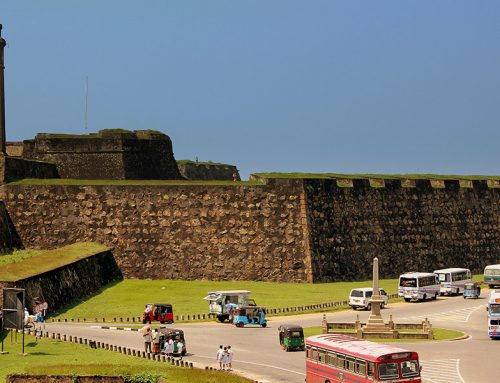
161;336;171;355
144;304;152;324
216;345;224;370
227;345;233;371
152;329;161;354
143;327;152;353
222;346;229;370
167;336;174;356
176;338;184;360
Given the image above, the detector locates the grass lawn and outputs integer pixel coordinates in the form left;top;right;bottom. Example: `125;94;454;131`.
0;332;251;383
51;278;401;321
50;275;485;321
303;326;465;341
0;243;108;282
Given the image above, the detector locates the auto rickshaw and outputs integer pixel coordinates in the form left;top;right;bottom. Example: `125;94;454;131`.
142;303;174;324
233;305;267;328
463;282;481;299
278;324;305;351
158;327;187;356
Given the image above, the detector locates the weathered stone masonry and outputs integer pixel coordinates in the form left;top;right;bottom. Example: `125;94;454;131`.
2;179;311;282
1;177;499;282
303;178;500;281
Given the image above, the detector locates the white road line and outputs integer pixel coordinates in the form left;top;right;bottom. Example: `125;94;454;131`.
399;305;484;323
193;354;306;376
421;359;464;383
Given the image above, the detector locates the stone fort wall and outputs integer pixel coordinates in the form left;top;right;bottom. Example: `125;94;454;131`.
1;180;312;282
303;178;500;281
1;177;499;282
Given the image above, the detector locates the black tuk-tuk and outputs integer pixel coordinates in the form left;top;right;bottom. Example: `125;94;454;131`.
278;324;305;351
158;327;187;356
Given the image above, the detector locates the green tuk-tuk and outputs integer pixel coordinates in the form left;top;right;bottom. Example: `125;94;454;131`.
278;324;305;351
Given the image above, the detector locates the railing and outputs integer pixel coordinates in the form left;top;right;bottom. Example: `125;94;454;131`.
49;294;400;324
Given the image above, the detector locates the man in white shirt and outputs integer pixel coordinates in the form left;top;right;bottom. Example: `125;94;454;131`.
216;345;224;370
176;340;184;359
227;345;234;371
161;336;171;355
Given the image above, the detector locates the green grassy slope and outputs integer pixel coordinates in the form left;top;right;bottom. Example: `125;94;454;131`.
0;243;108;281
0;333;251;383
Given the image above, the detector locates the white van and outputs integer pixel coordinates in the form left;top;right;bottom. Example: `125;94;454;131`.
398;272;440;302
433;268;472;295
484;264;500;288
349;288;388;310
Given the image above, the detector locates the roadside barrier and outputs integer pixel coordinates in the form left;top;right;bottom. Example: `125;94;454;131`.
50;294;399;324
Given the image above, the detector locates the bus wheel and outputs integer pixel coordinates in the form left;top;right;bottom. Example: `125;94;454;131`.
422;294;427;301
432;293;438;300
456;288;460;295
404;298;411;302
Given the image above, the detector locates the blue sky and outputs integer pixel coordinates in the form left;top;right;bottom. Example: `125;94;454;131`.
2;1;499;179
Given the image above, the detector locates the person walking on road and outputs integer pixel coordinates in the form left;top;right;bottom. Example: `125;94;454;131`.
227;345;233;371
143;327;152;353
216;345;224;370
222;346;229;370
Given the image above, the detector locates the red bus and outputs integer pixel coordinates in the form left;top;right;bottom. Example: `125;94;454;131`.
306;334;421;383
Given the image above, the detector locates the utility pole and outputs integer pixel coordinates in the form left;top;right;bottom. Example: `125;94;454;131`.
0;24;7;154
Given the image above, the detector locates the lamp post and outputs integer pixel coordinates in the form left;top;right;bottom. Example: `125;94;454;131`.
0;24;7;155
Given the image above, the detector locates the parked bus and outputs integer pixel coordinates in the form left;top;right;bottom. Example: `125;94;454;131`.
433;268;471;296
487;290;500;339
484;264;500;288
306;334;422;382
398;272;439;302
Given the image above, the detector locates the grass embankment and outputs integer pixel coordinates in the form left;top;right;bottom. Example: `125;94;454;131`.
0;333;251;383
8;179;264;186
253;172;500;180
0;243;108;281
51;278;400;321
52;274;486;322
303;326;465;341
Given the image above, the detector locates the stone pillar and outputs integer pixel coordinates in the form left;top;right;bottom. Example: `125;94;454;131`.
0;25;6;154
364;257;386;330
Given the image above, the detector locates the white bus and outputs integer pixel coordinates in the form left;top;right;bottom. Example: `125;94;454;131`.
484;264;500;288
398;272;440;302
433;268;472;296
487;290;500;339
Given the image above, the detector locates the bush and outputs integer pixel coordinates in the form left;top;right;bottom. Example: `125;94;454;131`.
124;372;160;383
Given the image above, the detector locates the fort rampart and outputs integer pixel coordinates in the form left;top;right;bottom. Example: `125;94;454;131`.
0;248;122;312
1;177;499;282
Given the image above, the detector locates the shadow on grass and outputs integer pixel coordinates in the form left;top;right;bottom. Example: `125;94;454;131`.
48;278;123;319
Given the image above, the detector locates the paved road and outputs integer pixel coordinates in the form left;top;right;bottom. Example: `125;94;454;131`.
44;291;500;383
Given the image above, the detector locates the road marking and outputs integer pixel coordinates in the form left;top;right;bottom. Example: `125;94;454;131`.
193;354;306;376
398;304;485;323
420;359;464;383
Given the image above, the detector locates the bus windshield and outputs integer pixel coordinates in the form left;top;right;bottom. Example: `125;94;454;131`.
437;273;450;282
401;360;420;377
400;277;417;287
378;362;399;380
490;304;500;315
485;269;500;276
